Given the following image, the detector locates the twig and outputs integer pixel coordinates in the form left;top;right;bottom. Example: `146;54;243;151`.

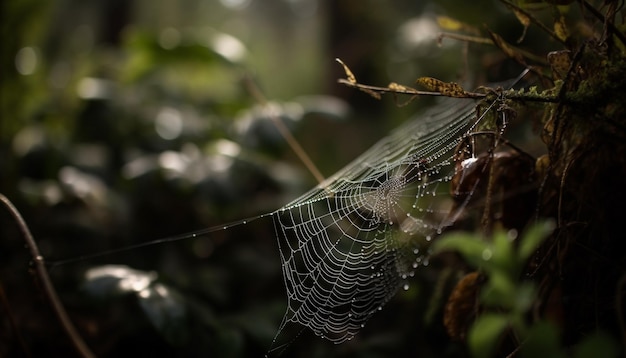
437;32;493;46
0;194;95;358
504;340;524;358
338;77;563;104
337;79;488;99
578;0;626;46
243;75;326;185
438;31;549;65
499;0;568;46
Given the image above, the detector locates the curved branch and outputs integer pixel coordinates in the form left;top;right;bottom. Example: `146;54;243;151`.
0;194;95;358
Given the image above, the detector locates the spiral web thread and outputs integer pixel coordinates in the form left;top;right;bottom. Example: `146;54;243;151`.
267;95;500;354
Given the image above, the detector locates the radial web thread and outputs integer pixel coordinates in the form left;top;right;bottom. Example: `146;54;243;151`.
268;96;492;353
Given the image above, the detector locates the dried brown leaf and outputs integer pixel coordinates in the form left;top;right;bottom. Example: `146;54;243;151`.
335;58;357;84
444;272;482;341
437;16;480;35
387;82;410;92
547;50;572;80
415;77;467;97
437;16;464;31
362;88;382;100
487;31;525;63
335;58;381;99
554;15;570;42
387;83;418;106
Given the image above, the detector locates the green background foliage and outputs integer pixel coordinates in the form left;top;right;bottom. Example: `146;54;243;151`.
434;223;619;358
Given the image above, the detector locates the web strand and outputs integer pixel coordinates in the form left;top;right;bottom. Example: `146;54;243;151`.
47;214;272;268
268;95;488;354
48;84;505;356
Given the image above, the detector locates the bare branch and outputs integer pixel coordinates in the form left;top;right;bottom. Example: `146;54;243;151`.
0;193;95;358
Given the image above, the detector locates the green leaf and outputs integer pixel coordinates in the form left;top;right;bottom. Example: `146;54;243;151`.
491;230;516;276
432;232;489;268
468;313;509;358
513;282;536;313
521;321;565;358
518;220;555;262
480;270;517;308
574;332;619;358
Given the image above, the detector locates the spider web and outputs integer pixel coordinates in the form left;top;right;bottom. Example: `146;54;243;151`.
267;95;498;354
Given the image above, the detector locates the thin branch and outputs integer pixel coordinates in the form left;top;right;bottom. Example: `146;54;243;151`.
499;0;568;46
437;32;493;46
337;79;488;99
578;0;626;46
0;194;95;358
338;77;562;104
243;75;326;185
438;31;549;65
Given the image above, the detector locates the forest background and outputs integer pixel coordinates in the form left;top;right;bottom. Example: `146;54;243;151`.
2;1;624;357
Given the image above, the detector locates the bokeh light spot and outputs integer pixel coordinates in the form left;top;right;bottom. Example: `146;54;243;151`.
15;47;38;75
159;27;181;50
155;107;183;140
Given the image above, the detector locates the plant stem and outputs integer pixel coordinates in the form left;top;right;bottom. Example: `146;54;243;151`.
0;194;95;358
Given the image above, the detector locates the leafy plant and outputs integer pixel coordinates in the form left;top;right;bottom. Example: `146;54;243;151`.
433;222;619;358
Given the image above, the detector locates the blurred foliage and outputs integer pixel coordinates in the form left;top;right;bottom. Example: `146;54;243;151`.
2;0;623;357
434;224;619;358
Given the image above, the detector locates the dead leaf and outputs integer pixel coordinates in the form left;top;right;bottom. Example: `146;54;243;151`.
335;58;357;84
444;272;482;341
387;82;418;106
487;30;526;64
554;15;569;42
387;82;411;92
547;50;571;80
415;77;467;97
437;16;464;31
362;88;382;100
335;58;382;99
